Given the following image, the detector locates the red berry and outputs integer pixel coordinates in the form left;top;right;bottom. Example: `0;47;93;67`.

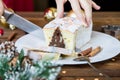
0;28;4;36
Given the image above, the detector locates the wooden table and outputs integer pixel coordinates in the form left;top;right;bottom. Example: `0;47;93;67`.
0;12;120;80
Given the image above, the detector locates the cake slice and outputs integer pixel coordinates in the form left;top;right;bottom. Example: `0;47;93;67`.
43;17;92;51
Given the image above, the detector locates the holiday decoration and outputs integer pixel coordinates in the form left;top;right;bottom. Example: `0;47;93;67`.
0;16;9;28
0;8;16;30
44;7;57;21
0;41;61;80
0;41;18;58
0;28;4;36
9;24;16;30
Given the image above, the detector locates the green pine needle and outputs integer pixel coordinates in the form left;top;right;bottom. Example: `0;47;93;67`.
0;49;61;80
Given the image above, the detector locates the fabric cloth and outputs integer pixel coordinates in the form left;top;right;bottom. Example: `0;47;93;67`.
3;0;34;11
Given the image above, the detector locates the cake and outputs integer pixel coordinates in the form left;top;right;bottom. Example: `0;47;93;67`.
43;17;92;51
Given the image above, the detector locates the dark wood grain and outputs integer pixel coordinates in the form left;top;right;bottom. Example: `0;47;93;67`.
0;12;120;80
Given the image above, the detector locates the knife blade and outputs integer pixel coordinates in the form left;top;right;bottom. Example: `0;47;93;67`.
3;10;44;38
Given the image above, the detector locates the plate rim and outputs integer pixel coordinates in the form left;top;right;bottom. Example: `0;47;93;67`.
15;31;120;65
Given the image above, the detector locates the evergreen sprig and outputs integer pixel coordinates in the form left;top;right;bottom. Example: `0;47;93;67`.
0;49;61;80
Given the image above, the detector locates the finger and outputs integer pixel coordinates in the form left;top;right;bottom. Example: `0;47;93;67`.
0;0;4;16
92;1;101;10
55;0;67;18
79;0;92;26
69;0;87;26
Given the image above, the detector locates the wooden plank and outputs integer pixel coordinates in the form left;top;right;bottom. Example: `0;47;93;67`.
0;12;120;79
57;77;120;80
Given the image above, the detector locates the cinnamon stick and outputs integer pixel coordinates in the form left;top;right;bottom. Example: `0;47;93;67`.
7;32;17;41
87;46;102;57
78;47;92;56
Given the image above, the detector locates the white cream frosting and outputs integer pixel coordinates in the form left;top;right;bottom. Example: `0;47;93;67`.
44;17;85;33
43;17;92;51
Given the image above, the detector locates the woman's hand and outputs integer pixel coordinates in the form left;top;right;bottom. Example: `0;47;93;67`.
0;0;4;16
55;0;100;26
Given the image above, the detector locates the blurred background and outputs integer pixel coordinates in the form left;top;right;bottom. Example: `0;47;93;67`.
48;0;120;11
3;0;120;12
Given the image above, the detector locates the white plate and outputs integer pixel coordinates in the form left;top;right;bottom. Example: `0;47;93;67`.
15;31;120;65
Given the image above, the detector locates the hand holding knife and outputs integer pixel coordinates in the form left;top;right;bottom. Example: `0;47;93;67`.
3;9;73;55
3;10;44;36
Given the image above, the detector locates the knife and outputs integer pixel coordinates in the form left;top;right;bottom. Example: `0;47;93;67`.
3;10;73;54
3;10;44;39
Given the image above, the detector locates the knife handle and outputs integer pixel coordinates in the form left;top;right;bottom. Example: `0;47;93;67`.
3;10;14;21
